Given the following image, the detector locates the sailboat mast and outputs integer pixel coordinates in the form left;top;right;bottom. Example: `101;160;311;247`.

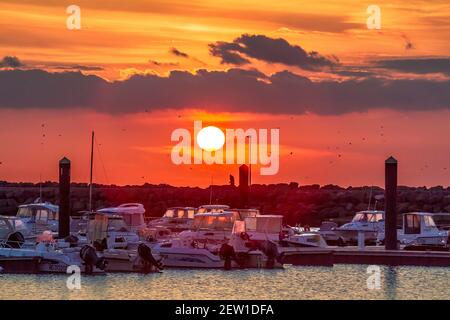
89;131;94;212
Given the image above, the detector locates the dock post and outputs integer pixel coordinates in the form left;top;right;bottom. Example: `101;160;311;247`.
239;164;249;208
384;156;398;250
59;157;71;238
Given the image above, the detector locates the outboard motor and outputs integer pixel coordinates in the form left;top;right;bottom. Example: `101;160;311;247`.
261;240;279;269
219;243;236;270
80;245;107;274
64;235;79;248
137;243;163;273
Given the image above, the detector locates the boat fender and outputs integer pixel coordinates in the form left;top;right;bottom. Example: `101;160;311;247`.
137;243;163;272
80;245;107;274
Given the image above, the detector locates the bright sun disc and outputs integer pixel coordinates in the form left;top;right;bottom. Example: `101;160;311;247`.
197;126;225;151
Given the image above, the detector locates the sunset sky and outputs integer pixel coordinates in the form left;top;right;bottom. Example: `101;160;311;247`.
0;0;449;187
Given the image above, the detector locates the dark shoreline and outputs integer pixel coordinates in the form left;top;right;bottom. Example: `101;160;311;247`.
1;181;449;225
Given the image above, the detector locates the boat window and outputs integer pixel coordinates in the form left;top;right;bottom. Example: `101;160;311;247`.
108;219;129;232
36;209;49;223
17;207;32;218
197;208;206;214
177;209;185;218
165;209;175;218
187;209;195;219
375;213;384;221
423;215;436;228
404;214;420;234
352;213;367;222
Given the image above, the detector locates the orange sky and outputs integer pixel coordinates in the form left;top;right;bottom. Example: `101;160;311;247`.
0;0;449;187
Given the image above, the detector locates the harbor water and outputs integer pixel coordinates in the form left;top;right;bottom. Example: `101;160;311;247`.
1;265;448;300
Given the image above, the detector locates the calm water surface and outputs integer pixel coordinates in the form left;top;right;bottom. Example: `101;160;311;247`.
0;265;449;300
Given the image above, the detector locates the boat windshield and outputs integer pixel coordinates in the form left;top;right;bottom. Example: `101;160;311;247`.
17;207;32;218
423;215;436;228
164;209;175;218
352;212;383;223
121;213;144;227
192;214;234;230
431;214;450;229
107;219;129;232
17;206;58;221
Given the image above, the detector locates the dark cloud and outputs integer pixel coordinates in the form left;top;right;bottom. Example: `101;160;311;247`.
375;58;450;76
1;68;449;115
209;34;336;70
170;48;189;58
149;60;179;67
53;65;104;71
0;56;24;68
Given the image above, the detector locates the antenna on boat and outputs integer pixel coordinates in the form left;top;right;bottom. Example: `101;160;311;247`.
39;173;43;202
209;174;213;205
367;185;373;210
89;130;94;213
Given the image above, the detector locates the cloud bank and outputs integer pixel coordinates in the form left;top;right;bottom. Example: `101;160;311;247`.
1;68;449;115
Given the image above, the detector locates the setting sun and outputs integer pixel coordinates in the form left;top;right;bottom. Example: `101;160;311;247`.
196;126;225;152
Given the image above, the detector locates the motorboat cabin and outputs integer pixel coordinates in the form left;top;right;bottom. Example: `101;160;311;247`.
147;207;196;232
16;202;59;234
97;203;146;233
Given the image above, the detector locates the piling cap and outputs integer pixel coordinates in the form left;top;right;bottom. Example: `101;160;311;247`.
59;157;71;165
385;156;397;164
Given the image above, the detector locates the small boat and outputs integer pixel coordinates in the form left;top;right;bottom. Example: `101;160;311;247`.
321;210;385;245
151;216;283;269
0;241;105;274
377;212;449;248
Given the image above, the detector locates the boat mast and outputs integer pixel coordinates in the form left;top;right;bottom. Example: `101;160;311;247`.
89;131;94;212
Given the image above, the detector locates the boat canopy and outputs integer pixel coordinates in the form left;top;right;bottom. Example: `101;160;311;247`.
16;203;59;221
192;211;237;230
351;211;384;223
197;205;230;214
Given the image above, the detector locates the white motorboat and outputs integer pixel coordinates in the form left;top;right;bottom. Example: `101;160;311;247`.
377;212;449;247
152;216;283;269
321;210;385;245
0;240;105;274
283;232;328;248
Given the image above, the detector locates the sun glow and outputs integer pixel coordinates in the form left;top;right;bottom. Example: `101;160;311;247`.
196;126;225;151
